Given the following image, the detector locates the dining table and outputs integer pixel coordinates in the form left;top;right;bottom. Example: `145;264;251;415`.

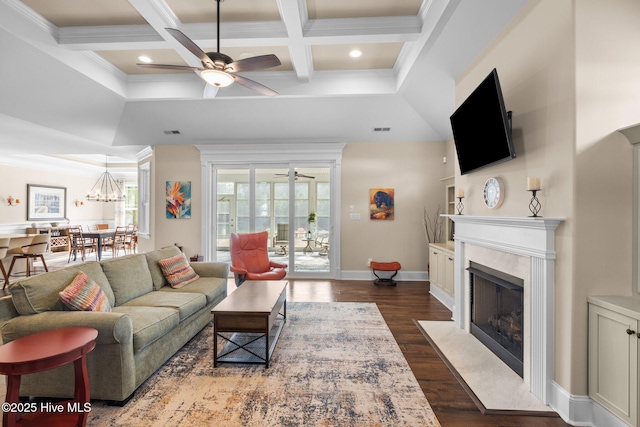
82;229;117;261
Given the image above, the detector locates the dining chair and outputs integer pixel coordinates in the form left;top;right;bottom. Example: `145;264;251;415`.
104;226;127;257
7;234;50;279
0;238;11;289
124;224;136;254
67;227;97;263
95;224;109;230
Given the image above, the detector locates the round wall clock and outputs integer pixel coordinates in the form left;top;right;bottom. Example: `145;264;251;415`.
483;177;505;209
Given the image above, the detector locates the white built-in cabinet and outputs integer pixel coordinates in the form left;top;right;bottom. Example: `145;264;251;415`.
588;296;640;426
429;243;455;310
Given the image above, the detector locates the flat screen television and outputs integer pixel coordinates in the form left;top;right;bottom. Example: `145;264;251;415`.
450;68;515;175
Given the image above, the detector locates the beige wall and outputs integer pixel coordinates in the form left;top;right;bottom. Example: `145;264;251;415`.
341;141;447;272
572;0;639;393
454;0;639;396
147;142;446;274
0;164;115;226
148;145;202;258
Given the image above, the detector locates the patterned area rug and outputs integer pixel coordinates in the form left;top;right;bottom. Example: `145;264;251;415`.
88;302;440;426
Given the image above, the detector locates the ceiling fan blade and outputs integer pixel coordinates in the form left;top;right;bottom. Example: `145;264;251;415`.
203;83;219;98
165;28;214;67
232;74;278;97
298;174;315;179
226;55;281;73
137;63;203;71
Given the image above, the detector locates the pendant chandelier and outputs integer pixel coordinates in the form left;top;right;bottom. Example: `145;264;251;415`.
86;155;126;202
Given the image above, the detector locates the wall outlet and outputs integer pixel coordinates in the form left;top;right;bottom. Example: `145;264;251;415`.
367;258;372;267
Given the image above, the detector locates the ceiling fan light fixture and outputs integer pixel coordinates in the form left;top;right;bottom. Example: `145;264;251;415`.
201;69;234;87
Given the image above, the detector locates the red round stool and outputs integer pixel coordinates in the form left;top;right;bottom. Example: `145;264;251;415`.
370;261;401;286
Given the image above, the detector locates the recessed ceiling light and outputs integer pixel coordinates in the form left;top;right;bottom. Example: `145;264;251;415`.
138;55;152;63
349;49;362;58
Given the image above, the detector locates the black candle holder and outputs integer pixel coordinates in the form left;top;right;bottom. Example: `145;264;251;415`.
456;197;464;215
528;190;541;217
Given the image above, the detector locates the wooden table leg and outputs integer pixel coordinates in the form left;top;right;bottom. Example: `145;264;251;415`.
73;355;90;427
4;374;21;427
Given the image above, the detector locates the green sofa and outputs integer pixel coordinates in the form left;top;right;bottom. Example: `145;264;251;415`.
0;246;228;403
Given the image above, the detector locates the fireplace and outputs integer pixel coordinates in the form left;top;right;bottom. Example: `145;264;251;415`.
469;261;524;378
448;215;564;405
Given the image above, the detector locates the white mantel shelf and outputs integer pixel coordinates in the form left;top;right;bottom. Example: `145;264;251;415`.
442;214;565;405
443;215;565;260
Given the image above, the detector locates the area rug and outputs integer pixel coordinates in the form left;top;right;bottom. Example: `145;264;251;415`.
88;302;440;426
417;320;555;416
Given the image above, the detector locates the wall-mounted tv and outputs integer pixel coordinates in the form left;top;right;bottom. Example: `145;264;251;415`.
450;68;515;175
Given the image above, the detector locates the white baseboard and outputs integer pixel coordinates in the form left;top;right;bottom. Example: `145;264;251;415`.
339;270;428;282
550;381;628;427
428;284;454;312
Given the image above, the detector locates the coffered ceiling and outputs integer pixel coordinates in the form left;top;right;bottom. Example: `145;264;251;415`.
0;0;528;164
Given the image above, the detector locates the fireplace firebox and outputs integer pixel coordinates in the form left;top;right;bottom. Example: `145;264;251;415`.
468;261;524;377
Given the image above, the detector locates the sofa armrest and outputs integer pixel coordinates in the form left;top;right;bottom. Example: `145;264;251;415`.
190;261;229;279
0;311;133;346
0;296;19;325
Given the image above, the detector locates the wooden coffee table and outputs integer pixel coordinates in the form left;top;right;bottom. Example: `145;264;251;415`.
212;280;287;368
0;327;98;427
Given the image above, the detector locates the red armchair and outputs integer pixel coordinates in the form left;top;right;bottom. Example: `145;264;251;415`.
230;231;287;286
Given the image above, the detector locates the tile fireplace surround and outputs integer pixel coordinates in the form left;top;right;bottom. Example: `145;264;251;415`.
446;215;565;405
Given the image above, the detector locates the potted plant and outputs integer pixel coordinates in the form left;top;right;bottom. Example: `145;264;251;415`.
307;212;317;239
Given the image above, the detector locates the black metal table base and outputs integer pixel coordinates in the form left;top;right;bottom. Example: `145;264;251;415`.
214;310;286;368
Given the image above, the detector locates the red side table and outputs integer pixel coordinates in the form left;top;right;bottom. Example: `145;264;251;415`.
0;327;98;427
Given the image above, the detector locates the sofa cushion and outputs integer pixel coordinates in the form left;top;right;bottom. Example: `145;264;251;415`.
59;271;112;312
145;246;182;291
158;253;199;288
158;277;227;306
101;254;154;306
111;306;179;353
9;262;114;315
121;292;206;322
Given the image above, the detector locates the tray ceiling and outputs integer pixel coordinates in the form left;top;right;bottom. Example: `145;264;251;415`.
0;0;528;160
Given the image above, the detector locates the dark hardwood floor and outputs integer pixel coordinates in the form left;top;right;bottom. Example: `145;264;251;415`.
286;279;570;427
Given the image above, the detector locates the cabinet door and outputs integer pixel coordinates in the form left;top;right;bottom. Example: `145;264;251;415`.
429;247;441;287
444;253;454;296
588;304;637;426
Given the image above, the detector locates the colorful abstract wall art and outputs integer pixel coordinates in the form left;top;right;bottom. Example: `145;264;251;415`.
370;188;394;220
166;181;191;219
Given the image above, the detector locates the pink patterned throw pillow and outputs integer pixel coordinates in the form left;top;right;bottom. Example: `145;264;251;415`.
158;253;200;288
60;271;112;312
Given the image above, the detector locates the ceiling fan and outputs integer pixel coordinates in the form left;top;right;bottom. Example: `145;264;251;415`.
138;0;281;97
275;170;316;180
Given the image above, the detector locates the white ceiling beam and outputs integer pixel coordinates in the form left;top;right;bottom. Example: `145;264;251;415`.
56;18;421;51
277;0;311;82
125;0;201;68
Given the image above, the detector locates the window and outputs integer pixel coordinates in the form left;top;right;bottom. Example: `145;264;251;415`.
138;162;150;237
124;184;138;225
316;182;330;234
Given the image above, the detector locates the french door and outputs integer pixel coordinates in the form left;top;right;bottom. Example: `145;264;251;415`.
212;164;336;278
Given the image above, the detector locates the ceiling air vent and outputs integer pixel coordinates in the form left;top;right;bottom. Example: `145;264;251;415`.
373;127;391;132
163;130;181;135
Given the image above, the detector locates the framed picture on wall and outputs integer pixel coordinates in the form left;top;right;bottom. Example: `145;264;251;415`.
166;181;191;219
370;188;394;220
27;184;67;221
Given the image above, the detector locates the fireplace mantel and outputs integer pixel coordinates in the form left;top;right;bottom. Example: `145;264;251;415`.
444;215;565;405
